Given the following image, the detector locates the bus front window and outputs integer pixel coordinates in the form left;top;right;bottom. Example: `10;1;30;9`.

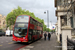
14;28;27;37
16;16;29;23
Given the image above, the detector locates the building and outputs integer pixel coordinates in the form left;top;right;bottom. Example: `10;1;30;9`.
55;0;75;50
0;14;6;30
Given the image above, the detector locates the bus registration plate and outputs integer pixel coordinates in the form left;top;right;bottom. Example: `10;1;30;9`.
17;41;21;42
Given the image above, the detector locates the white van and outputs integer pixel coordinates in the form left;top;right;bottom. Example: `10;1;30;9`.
6;30;13;36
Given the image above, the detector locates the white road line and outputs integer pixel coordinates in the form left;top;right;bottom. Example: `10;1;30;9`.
8;42;13;44
20;49;30;50
26;46;34;48
0;45;2;46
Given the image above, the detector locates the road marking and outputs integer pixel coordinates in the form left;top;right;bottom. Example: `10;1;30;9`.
8;42;13;44
26;46;34;48
0;45;2;46
20;49;30;50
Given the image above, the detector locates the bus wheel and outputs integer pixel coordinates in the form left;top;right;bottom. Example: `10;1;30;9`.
32;38;35;42
40;37;42;39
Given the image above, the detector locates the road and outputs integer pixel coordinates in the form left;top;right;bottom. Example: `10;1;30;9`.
0;36;29;50
0;33;58;50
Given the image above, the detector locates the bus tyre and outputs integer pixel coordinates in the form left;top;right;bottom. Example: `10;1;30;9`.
40;37;42;39
32;38;35;42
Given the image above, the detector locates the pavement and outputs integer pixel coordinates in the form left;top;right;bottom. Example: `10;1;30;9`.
20;34;60;50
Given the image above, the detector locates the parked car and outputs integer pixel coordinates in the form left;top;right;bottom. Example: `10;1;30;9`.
0;30;5;36
6;30;13;36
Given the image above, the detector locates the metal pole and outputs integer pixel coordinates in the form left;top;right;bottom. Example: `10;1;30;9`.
47;10;49;33
44;10;49;33
50;21;52;29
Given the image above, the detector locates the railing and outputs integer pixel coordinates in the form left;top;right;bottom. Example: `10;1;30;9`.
67;37;75;50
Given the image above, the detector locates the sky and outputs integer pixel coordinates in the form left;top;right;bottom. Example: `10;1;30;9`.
0;0;57;29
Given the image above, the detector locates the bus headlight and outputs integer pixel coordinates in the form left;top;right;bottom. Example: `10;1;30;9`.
23;37;25;39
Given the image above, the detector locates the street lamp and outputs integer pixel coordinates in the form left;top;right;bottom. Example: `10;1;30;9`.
50;21;52;29
44;10;49;32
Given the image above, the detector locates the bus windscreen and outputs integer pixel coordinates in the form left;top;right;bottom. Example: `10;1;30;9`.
16;16;29;22
14;28;27;37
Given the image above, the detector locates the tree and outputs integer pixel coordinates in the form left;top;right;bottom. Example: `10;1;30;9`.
51;29;55;33
46;28;51;32
6;6;50;31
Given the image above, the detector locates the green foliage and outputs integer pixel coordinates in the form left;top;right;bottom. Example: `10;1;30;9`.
51;29;55;32
6;6;51;31
46;28;51;32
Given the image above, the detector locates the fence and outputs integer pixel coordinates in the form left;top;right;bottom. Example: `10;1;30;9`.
67;37;75;50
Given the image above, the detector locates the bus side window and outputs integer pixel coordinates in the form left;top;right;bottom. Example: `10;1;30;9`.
40;24;41;27
33;20;35;24
41;31;42;34
34;20;36;25
40;24;42;27
38;23;39;26
42;24;43;27
35;21;37;25
36;30;38;35
29;29;33;35
35;30;37;35
36;21;37;26
39;31;41;34
33;30;35;35
37;23;38;26
34;30;36;35
39;23;40;26
36;22;38;26
38;31;39;34
30;18;32;24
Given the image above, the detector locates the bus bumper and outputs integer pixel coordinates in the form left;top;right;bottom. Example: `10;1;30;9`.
12;39;28;42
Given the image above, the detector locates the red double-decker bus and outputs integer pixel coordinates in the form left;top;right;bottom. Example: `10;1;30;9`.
12;15;43;43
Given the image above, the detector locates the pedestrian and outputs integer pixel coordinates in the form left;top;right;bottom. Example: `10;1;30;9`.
48;32;51;41
44;32;47;40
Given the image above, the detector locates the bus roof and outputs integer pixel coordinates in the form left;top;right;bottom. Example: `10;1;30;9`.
30;16;43;25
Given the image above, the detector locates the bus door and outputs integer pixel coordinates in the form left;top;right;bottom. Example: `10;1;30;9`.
28;29;33;41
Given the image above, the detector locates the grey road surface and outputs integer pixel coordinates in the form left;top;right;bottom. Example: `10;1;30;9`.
0;36;28;50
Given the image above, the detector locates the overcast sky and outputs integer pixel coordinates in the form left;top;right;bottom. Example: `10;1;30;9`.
0;0;57;29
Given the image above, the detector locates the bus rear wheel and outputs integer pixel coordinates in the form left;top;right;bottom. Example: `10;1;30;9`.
32;38;35;42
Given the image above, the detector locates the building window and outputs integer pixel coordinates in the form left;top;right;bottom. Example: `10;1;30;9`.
70;17;73;28
61;16;67;26
3;21;5;24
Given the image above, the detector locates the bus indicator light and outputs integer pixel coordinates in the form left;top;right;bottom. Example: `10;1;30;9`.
23;37;25;39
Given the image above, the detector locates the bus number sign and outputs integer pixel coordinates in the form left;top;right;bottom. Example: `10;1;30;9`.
18;24;25;27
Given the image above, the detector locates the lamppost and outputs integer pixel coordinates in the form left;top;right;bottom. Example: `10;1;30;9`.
50;21;52;29
44;10;49;33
